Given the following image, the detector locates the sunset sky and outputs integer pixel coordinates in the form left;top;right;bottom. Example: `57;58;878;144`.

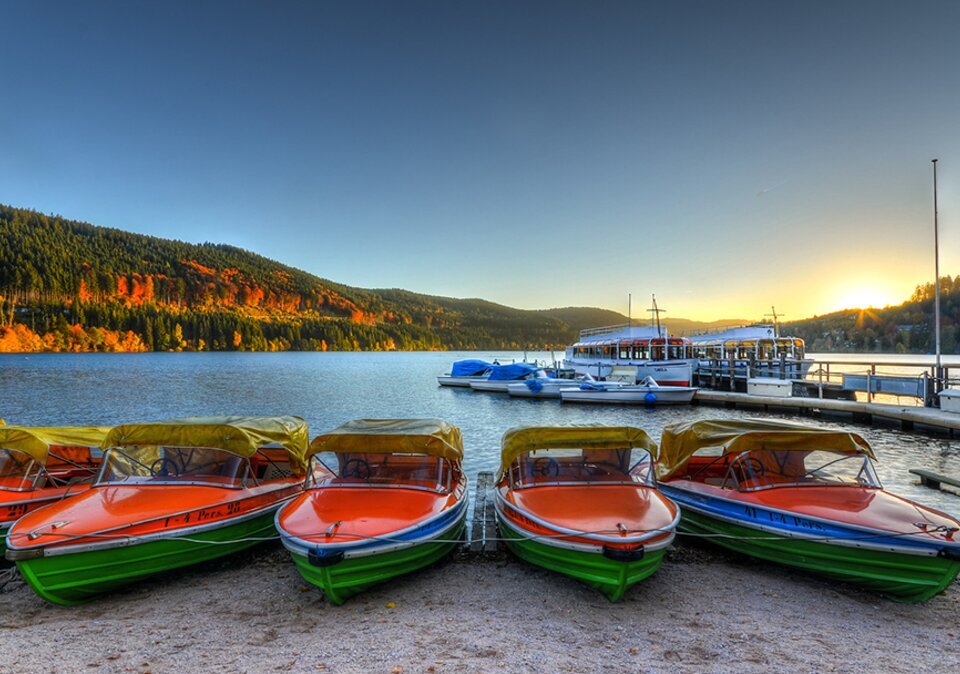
2;1;958;322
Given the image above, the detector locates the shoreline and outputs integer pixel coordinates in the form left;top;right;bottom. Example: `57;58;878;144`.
1;541;957;674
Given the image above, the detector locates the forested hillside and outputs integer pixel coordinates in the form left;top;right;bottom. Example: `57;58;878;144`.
784;277;960;354
0;205;586;352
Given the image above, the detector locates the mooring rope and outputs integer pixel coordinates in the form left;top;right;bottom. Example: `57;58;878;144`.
7;523;957;549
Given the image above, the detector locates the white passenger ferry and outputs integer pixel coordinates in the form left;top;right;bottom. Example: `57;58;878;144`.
563;315;812;387
562;324;697;386
686;323;814;379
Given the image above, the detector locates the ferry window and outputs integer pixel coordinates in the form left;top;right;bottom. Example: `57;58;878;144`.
619;348;630;359
651;346;664;360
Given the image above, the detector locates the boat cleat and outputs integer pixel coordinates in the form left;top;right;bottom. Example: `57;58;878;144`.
27;520;70;540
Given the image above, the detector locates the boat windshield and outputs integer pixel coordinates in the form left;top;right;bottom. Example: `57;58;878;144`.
308;452;454;493
97;445;252;488
719;449;881;491
0;449;40;491
508;447;655;489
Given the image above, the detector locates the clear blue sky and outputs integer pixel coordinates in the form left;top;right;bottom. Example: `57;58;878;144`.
2;1;958;320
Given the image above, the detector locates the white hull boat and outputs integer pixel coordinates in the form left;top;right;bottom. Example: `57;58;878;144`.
437;374;489;388
560;378;697;405
506;378;582;399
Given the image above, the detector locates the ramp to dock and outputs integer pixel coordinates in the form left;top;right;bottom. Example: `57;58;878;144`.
468;472;498;554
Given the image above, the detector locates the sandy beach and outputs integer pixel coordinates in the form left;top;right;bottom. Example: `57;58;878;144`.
0;539;956;674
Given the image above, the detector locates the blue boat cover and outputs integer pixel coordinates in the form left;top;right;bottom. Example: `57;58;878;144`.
450;359;494;377
525;379;544;393
488;363;539;381
579;382;605;391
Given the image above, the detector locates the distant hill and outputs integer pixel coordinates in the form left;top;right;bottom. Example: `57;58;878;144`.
783;278;960;354
537;307;750;337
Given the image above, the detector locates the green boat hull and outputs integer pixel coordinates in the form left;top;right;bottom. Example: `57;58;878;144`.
289;520;465;605
499;521;666;602
679;509;960;603
13;509;279;606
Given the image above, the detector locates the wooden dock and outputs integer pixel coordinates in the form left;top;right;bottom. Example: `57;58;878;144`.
909;468;960;493
694;389;960;435
468;471;498;554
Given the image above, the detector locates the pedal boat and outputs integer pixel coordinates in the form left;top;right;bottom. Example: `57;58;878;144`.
0;425;108;556
276;418;467;604
495;426;679;601
657;419;960;603
6;416;309;605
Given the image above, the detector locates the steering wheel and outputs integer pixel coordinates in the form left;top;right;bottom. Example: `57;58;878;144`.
740;457;766;476
532;457;560;477
341;458;371;479
150;457;181;477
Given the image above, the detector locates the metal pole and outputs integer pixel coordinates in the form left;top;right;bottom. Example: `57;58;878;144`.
933;159;942;391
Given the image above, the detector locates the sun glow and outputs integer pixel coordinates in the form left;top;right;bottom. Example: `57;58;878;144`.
831;287;897;312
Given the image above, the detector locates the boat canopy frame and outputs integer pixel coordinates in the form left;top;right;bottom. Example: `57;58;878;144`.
0;426;109;492
309;419;464;462
683;448;882;492
94;444;277;489
499;425;658;477
658;419;876;480
102;416;310;476
307;452;458;495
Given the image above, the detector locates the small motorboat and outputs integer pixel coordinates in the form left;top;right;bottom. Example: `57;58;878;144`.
470;363;543;392
657;419;960;602
559;376;697;405
437;359;494;387
495;426;679;601
276;418;468;604
6;416;309;605
0;425;109;555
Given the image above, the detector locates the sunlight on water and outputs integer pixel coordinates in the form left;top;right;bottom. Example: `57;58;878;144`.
0;351;957;515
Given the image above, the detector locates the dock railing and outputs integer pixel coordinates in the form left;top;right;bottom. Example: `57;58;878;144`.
697;357;956;408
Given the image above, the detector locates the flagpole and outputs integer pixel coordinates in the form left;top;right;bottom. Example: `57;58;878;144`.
933;158;942;391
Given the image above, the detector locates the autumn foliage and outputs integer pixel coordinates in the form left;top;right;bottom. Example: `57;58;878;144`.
0;204;579;353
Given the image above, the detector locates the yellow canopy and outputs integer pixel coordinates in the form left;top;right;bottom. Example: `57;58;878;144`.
657;418;875;479
103;416;310;476
499;425;657;475
309;419;464;462
0;426;111;464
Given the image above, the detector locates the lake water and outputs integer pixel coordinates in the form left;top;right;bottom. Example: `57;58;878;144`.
1;350;958;515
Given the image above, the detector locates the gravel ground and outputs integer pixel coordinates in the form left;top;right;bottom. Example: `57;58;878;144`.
0;541;957;674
